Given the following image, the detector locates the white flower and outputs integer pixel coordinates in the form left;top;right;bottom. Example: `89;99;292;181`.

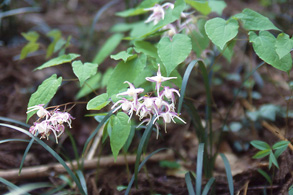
144;3;174;25
26;104;50;119
146;64;177;95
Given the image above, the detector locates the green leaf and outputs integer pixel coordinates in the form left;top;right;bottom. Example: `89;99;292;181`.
269;151;279;169
21;31;39;42
218;40;236;62
205;17;239;50
250;140;271;150
110;112;131;161
249;31;292;72
87;93;110;110
34;53;80;71
275;33;293;59
234;8;280;31
220;153;234;195
116;0;159;17
253;149;271;159
110;51;136;62
110;23;137;33
134;41;158;59
190;19;209;57
101;67;114;88
274;147;287;159
208;1;227;15
157;34;191;76
185;0;211;15
159;160;180;169
272;140;290;150
20;42;40;60
27;74;62;122
75;72;102;99
257;169;272;185
46;29;62;58
92;33;123;64
107;54;146;96
72;60;98;86
289;185;293;195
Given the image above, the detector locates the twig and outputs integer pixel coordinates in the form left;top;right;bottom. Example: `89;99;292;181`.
0;150;174;181
86;125;104;160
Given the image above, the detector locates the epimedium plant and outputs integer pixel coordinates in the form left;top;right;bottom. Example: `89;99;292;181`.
1;0;293;194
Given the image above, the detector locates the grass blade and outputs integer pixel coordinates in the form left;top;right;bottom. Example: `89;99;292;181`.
196;143;204;195
0;139;30;144
5;183;50;195
66;129;81;169
0;123;86;195
76;170;88;195
0;116;30;128
202;177;215;195
125;148;167;195
178;59;205;113
19;138;34;175
257;169;272;185
183;100;206;143
134;117;155;185
198;63;213;155
185;172;195;195
220;153;234;195
0;177;30;195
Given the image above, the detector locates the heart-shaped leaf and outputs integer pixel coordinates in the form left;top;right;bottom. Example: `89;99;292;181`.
275;33;293;59
205;17;239;50
72;60;98;86
110;112;131;161
249;31;292;72
157;34;191;76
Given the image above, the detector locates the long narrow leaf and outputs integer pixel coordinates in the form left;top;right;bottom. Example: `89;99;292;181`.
220;153;234;195
134;117;155;185
185;172;195;195
0;139;30;144
198;63;213;155
202;177;215;195
125;148;167;195
66;129;81;169
196;143;205;195
76;170;88;195
0;177;30;195
5;183;50;195
0;123;85;195
0;116;30;128
178;59;205;113
19;138;35;175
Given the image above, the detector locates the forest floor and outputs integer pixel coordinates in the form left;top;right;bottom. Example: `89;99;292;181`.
0;0;292;194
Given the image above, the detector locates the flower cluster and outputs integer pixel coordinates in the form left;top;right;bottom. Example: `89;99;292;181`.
111;64;185;139
26;104;74;143
144;2;194;37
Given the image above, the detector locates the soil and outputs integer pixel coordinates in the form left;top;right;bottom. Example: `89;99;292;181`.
0;0;292;194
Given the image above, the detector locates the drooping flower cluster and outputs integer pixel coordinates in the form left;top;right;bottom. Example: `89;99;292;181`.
26;104;74;143
144;2;195;37
111;64;185;139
